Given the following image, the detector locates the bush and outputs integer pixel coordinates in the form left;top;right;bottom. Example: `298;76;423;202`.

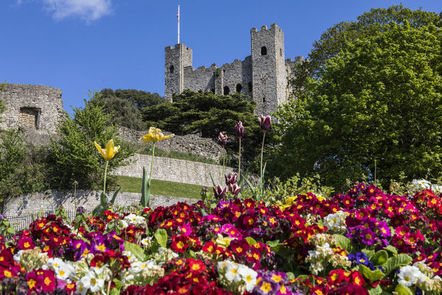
0;130;49;212
49;96;135;190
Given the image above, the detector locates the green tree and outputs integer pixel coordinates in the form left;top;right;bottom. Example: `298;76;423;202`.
95;89;165;130
291;5;440;97
49;96;135;189
144;90;264;166
271;22;441;190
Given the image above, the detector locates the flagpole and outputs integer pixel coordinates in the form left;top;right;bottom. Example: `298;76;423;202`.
177;5;180;44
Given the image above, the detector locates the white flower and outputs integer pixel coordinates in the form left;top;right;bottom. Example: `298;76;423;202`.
79;271;105;293
238;264;257;292
398;265;422;287
141;237;152;247
224;261;241;282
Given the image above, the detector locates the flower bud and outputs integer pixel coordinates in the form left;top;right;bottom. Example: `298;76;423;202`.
228;184;241;196
259;115;271;131
235;121;245;138
225;172;238;185
213;185;227;200
218;132;228;146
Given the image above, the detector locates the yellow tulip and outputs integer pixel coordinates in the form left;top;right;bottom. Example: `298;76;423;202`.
94;139;120;161
142;127;174;143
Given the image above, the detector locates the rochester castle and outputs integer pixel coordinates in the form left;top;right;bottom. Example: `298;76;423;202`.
165;23;303;115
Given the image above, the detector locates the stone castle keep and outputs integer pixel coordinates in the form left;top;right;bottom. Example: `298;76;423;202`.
165;23;303;115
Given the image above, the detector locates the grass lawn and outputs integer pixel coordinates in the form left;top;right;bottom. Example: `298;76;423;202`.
116;176;203;199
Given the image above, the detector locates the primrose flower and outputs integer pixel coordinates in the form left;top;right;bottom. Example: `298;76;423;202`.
398;265;423;287
141;127;174;143
94;139;120;161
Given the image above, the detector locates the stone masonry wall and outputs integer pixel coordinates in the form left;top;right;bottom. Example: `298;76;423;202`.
118;126;226;163
4;190;198;218
0;84;65;133
111;153;233;186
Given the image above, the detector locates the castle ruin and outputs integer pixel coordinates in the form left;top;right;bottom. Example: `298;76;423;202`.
165;23;303;115
0;84;65;133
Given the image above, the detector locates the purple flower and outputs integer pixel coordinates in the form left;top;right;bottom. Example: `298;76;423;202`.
259;115;271;131
213;185;227;200
218;132;228;146
235;121;245;138
228;183;241;196
360;228;377;245
225;172;238;185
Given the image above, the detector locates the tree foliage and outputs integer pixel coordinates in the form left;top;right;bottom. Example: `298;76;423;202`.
0;130;48;212
94;89;165;130
291;5;441;97
49;96;135;189
144;90;263;164
271;22;441;190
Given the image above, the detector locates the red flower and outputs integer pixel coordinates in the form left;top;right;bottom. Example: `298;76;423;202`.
17;236;35;250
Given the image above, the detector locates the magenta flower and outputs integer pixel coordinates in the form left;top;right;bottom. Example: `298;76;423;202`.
259;115;271;131
235;121;245;138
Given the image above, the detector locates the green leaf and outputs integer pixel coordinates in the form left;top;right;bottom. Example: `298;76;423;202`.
368;284;383;295
394;284;413;295
362;249;375;259
123;241;146;262
383;254;412;275
333;234;352;251
266;240;281;252
110;187;121;205
371;250;389;266
245;237;257;245
384;245;398;255
141;167;151;208
110;279;123;295
358;264;385;282
154;228;168;248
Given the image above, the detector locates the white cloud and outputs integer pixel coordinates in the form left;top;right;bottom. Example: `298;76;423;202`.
40;0;112;21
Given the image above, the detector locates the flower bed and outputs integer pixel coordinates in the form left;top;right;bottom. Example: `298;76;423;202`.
0;184;441;294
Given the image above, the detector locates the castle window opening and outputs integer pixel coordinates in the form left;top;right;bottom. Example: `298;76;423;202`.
236;84;242;93
223;86;230;95
211;88;215;93
19;107;40;129
262;97;266;103
280;48;283;56
248;82;252;92
261;46;267;55
169;65;174;73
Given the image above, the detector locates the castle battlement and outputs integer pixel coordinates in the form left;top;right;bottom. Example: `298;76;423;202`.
165;24;300;115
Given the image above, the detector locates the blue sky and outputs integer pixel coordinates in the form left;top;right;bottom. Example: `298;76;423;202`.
1;0;440;113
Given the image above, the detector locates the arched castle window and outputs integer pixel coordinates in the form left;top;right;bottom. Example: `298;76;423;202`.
223;86;230;95
262;97;266;103
169;65;174;73
236;84;242;93
261;46;267;55
19;107;40;129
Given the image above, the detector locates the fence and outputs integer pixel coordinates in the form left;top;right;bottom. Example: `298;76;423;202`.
5;209;77;231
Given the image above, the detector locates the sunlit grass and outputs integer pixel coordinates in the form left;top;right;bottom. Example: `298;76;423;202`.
116;176;203;199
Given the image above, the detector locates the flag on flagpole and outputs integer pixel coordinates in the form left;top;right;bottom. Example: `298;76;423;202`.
177;5;180;44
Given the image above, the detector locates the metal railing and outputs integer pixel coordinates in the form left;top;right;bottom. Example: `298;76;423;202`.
5;209;78;231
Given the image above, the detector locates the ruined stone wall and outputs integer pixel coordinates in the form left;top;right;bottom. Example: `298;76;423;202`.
0;84;65;133
184;65;215;92
111;153;233;187
4;190;198;219
118;126;226;163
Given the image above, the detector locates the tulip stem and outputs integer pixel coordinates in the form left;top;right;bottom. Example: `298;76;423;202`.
149;143;156;187
238;138;242;181
103;160;109;195
260;131;266;182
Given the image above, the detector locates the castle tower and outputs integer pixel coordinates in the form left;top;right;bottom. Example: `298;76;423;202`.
250;24;287;115
164;43;193;101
